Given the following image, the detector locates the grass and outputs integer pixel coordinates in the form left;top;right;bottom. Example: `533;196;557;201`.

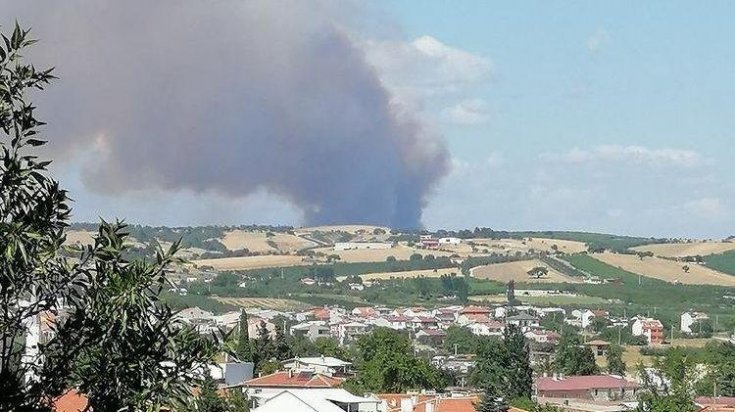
515;254;735;330
516;294;613;305
510;231;658;252
705;250;735;276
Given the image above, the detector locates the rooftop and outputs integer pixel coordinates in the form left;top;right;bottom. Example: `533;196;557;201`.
536;375;638;392
245;371;344;388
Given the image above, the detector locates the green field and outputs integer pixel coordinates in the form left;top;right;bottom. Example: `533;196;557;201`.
511;231;658;252
517;294;613;306
705;250;735;276
470;293;611;306
534;254;735;329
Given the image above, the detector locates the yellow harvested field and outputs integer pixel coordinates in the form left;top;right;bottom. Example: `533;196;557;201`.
632;242;735;258
593;252;735;286
315;245;455;263
220;230;315;253
468;294;508;303
215;297;309;311
64;230;95;245
192;255;305;271
337;267;461;282
471;259;583;284
470;238;587;255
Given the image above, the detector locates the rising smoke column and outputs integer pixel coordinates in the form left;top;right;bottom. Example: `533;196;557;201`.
1;0;449;228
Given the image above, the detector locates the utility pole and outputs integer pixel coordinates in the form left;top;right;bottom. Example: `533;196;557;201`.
617;325;622;346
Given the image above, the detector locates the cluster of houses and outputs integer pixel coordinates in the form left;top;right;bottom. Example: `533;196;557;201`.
176;302;685;351
45;302;729;412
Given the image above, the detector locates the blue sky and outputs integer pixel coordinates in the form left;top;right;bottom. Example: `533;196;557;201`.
380;1;735;237
5;1;734;238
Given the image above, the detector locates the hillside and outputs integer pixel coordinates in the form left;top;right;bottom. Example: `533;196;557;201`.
593;252;735;286
632;241;735;258
470;259;583;284
704;250;735;276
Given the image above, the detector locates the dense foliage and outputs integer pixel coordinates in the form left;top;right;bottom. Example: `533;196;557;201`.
349;328;444;393
704;250;735;276
0;24;219;411
470;326;533;400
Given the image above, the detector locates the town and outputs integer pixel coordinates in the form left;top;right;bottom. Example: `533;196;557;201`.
4;2;735;412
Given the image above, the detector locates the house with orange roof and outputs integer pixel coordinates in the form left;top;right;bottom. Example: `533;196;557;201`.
376;393;529;412
351;306;378;317
460;305;491;316
52;390;88;412
242;370;344;399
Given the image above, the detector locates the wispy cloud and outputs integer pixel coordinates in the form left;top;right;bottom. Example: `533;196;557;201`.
540;145;703;167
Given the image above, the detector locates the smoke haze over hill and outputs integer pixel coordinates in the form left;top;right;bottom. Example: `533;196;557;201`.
2;0;449;228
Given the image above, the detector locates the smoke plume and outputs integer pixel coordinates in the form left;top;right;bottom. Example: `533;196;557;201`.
1;0;449;228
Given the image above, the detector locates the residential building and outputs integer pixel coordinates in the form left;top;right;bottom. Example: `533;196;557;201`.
460;305;491;317
681;311;709;334
377;393;481;412
352;307;378;318
438;237;462;245
586;340;611;357
467;319;504;337
632;318;665;345
242;371;344;399
251;389;381;412
415;329;447;346
291;321;331;342
534;375;639;401
506;313;539;331
420;235;439;249
407;316;439;331
281;356;352;377
525;330;561;344
336;321;369;344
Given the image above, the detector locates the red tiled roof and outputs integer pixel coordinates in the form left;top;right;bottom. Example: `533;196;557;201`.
435;397;480;412
460;305;490;314
53;390;88;412
463;314;492;322
536;375;638;391
697;397;735;407
377;395;483;412
245;371;343;388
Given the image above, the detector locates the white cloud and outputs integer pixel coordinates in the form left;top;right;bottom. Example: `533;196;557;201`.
441;98;491;125
362;35;492;114
540;145;703;167
587;28;609;53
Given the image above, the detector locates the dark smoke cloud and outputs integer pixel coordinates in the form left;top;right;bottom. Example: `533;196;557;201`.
1;0;449;228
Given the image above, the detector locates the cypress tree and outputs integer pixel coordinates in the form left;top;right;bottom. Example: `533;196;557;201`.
236;310;253;362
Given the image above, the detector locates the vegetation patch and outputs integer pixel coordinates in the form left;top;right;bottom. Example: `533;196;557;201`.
704;250;735;276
